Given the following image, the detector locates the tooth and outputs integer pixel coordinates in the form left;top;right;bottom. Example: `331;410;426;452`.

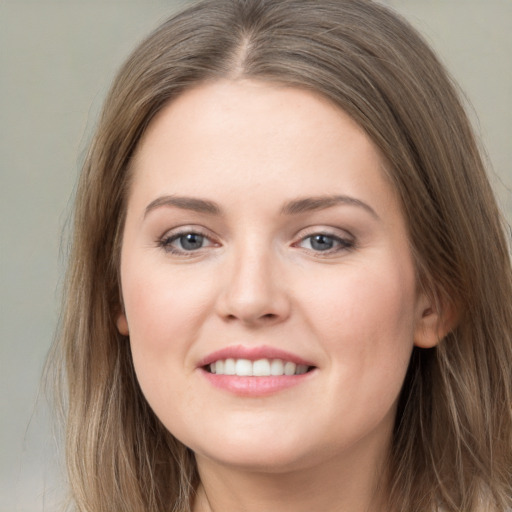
215;360;225;375
284;361;297;376
209;358;307;377
235;359;253;376
270;359;284;376
224;358;236;375
253;359;271;376
296;364;308;375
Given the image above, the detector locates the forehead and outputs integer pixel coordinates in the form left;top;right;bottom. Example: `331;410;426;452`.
135;79;372;162
129;79;400;219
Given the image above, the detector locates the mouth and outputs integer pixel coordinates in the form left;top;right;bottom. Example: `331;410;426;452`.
205;358;315;377
199;346;316;396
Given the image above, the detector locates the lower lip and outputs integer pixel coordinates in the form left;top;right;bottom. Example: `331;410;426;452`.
200;369;314;397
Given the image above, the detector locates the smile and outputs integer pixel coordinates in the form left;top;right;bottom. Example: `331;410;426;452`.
208;358;311;376
198;345;316;395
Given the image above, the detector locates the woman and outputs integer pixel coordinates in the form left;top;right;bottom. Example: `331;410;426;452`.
51;0;512;510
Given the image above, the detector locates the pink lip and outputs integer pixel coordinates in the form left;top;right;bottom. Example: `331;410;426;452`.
197;345;316;397
200;371;314;397
197;344;314;368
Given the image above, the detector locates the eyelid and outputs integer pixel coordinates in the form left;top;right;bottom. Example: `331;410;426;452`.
155;224;355;256
157;225;220;255
292;226;356;254
293;225;355;241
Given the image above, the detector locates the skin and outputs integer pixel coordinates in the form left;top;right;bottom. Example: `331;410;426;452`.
117;80;441;512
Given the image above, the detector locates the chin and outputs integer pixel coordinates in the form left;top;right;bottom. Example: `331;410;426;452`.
189;428;330;475
196;447;314;474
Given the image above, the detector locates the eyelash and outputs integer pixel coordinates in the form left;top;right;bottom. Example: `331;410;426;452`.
157;229;355;257
157;228;216;256
293;231;355;255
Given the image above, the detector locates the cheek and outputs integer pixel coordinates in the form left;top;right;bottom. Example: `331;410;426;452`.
305;259;417;395
120;262;215;408
122;263;213;351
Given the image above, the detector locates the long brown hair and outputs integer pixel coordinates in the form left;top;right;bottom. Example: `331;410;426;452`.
50;0;512;510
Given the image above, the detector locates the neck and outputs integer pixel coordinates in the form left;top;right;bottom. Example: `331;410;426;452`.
192;440;391;512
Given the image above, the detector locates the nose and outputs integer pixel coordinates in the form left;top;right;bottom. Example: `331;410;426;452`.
215;245;291;326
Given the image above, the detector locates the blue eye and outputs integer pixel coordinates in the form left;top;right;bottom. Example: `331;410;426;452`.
308;234;336;251
176;233;205;251
298;233;353;253
159;231;213;254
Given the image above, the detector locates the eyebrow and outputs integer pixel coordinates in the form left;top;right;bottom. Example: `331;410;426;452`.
144;195;222;217
281;195;379;219
144;194;378;219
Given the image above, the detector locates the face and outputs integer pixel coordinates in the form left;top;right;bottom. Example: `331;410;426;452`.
117;80;438;474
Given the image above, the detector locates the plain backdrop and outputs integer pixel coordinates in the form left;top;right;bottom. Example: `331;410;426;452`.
1;1;511;510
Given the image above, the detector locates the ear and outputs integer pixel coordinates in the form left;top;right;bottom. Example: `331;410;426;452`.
414;293;457;348
116;311;129;336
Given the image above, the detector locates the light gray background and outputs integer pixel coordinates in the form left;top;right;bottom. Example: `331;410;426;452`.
1;1;511;510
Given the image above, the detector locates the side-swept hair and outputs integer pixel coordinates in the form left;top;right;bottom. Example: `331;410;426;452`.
50;1;512;510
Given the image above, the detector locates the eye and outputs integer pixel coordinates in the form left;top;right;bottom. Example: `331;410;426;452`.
158;230;216;255
296;232;354;253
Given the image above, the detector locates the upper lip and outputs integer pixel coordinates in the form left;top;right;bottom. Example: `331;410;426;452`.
197;344;315;368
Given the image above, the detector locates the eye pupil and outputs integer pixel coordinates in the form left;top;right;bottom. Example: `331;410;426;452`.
180;233;204;250
310;234;334;251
